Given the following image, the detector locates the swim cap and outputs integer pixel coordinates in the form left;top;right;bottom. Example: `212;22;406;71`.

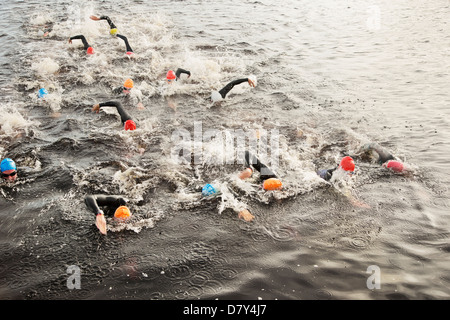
86;47;94;55
123;78;134;89
114;206;131;220
1;158;16;173
339;156;355;172
202;184;217;196
126;51;134;57
38;88;48;98
384;160;404;172
263;178;282;191
166;70;176;81
110;28;118;36
211;91;222;102
124;119;136;131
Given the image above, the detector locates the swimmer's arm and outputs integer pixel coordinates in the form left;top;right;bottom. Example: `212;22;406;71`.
95;101;132;124
175;68;191;79
218;78;255;99
85;195;127;216
68;35;90;49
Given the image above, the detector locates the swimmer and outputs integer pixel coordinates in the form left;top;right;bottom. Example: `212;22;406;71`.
68;35;94;55
317;156;355;181
92;101;137;131
239;151;281;187
211;76;256;103
166;68;191;83
116;34;135;57
113;78;135;95
1;158;17;183
90;15;119;35
84;194;131;235
361;143;405;172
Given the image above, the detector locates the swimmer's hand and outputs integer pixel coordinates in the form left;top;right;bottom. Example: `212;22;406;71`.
90;15;101;21
238;168;253;180
68;38;72;44
248;79;256;88
238;209;254;222
92;104;100;113
96;213;107;235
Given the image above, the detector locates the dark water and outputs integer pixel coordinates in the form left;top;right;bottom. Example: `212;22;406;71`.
0;0;449;301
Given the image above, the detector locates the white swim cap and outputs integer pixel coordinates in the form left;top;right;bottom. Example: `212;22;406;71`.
211;91;222;102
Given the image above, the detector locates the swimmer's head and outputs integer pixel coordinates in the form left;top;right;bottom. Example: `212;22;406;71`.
383;160;404;172
110;28;118;36
166;70;176;83
339;156;355;172
114;206;132;221
86;47;94;55
124;78;134;89
38;88;48;99
124;119;136;131
211;91;223;103
1;158;17;182
263;178;282;191
202;184;217;196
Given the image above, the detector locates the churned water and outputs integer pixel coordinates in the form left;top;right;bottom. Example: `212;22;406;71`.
0;0;449;300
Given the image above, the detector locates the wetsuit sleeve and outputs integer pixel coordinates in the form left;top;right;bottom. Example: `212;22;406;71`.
175;68;191;79
99;16;117;29
116;34;133;52
244;151;277;181
317;167;336;181
84;195;127;216
218;78;249;99
368;144;395;164
70;35;90;50
98;101;132;124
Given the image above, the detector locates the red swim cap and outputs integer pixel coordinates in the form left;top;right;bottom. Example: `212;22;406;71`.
384;160;404;172
86;47;94;55
166;70;176;80
124;120;136;131
339;156;355;172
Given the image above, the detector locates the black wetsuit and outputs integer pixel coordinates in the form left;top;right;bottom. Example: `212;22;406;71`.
98;16;117;30
70;35;91;50
116;34;133;53
98;101;132;124
244;151;277;181
219;78;250;99
84;194;127;217
317;167;337;181
175;68;191;80
364;143;395;164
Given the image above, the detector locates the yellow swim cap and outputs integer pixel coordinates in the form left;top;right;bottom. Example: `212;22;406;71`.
114;206;131;220
110;28;118;36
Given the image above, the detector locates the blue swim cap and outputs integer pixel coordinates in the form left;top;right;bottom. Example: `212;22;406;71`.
1;158;16;173
202;184;217;196
38;88;48;98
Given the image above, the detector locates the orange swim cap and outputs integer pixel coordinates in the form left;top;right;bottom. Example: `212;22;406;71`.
166;70;176;80
263;178;283;191
114;206;131;220
86;47;94;55
124;78;134;89
339;156;355;172
124;120;136;131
